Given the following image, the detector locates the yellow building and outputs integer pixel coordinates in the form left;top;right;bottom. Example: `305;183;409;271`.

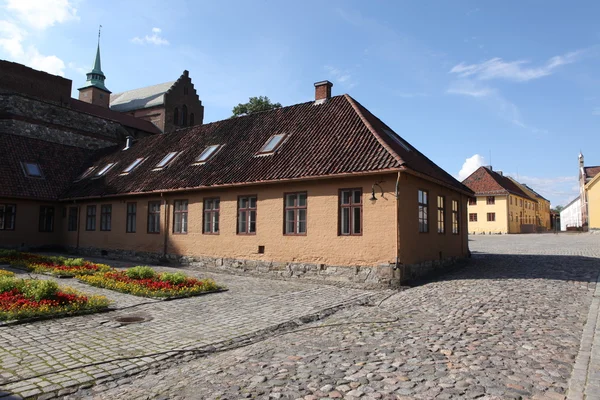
586;172;600;229
462;166;537;234
507;178;551;231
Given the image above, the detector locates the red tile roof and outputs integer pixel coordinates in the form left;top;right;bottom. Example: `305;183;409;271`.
0;134;96;200
62;95;472;200
462;166;535;200
584;166;600;180
70;99;162;135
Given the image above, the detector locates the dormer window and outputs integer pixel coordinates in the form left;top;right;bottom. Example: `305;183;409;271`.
95;162;116;177
121;158;145;175
21;162;43;178
154;152;178;170
195;145;221;164
258;134;286;155
77;166;96;180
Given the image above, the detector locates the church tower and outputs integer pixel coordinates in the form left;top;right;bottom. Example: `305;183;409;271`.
78;28;111;108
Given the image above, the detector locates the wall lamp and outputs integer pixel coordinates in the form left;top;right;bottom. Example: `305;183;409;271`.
370;181;385;201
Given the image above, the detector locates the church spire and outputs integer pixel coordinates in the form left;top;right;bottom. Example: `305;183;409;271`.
79;25;110;93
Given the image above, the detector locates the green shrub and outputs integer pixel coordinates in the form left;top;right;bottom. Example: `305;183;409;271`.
0;249;18;257
0;276;19;293
63;258;85;267
159;272;187;285
21;280;59;301
125;266;156;280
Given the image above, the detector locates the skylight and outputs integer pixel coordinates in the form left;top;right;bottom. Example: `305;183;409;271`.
122;158;145;174
155;152;178;169
77;166;96;180
258;134;286;154
21;162;42;178
383;129;411;152
95;162;116;177
195;145;221;163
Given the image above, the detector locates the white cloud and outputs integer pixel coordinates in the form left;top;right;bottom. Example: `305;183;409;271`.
510;175;578;207
131;27;170;46
447;80;494;97
449;49;585;82
324;65;355;88
5;0;78;30
0;19;65;75
458;154;486;181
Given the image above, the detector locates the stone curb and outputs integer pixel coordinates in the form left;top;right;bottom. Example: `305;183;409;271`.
567;270;600;400
0;292;378;400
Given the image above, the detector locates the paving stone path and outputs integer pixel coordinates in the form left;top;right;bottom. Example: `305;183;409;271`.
68;233;600;400
0;266;375;399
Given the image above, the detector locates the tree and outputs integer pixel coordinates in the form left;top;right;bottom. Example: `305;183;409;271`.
232;96;281;117
552;205;565;213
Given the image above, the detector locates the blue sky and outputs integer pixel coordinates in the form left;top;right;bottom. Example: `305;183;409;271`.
1;0;599;206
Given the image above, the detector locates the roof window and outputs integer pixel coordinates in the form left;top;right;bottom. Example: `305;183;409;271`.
383;129;411;152
154;152;179;170
21;162;43;178
195;145;221;164
122;158;145;174
258;134;286;154
95;162;116;177
77;166;96;180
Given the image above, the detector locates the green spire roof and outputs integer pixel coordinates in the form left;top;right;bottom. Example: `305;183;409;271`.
79;43;110;93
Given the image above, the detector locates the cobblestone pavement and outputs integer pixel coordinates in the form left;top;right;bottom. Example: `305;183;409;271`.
0;265;375;399
69;233;600;400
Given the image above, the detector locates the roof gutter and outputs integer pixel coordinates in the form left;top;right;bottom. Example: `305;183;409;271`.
400;167;474;197
60;168;403;201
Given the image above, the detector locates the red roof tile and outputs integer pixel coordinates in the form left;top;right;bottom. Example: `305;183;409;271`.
0;134;96;200
70;99;162;135
462;166;535;200
59;95;470;199
584;166;600;180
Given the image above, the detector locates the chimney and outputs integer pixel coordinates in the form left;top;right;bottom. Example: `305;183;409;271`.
314;80;333;104
123;136;133;151
497;170;503;176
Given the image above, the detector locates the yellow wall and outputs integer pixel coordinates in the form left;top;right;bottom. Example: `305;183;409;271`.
587;178;600;229
467;195;509;234
0;198;63;247
396;173;469;265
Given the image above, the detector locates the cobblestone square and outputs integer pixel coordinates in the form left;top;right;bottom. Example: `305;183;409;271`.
2;233;600;399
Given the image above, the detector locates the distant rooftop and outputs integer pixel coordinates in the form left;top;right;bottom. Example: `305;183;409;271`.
110;81;175;112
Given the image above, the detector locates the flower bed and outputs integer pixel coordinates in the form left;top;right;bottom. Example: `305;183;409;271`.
0;276;111;321
9;253;112;277
0;270;15;278
77;266;223;299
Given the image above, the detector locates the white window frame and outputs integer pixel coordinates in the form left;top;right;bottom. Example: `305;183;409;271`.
194;145;221;164
121;158;145;174
154;152;179;170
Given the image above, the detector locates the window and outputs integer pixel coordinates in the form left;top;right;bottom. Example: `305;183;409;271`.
469;213;478;222
510;196;512;205
195;145;221;163
452;200;459;234
203;198;220;234
284;192;307;235
238;196;257;234
86;205;96;231
21;162;42;178
77;166;96;180
154;152;178;169
510;212;513;221
100;205;112;231
147;201;161;233
486;196;495;205
339;189;362;235
122;158;144;174
95;163;116;177
520;199;523;207
190;113;194;126
0;204;16;230
437;196;445;234
173;200;188;234
468;198;476;206
68;207;78;231
258;134;286;154
487;212;496;222
126;203;136;233
39;206;54;232
173;108;179;125
382;128;411;151
181;105;188;126
418;190;428;233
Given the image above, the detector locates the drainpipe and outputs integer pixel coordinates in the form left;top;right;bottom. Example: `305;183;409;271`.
162;193;169;257
76;202;81;252
394;171;401;270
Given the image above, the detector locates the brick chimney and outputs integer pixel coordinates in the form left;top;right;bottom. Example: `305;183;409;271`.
314;80;333;103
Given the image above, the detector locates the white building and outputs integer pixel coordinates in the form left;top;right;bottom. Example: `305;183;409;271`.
560;197;582;231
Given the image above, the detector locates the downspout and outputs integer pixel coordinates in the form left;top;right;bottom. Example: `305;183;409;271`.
162;193;169;257
394;171;401;270
76;202;81;251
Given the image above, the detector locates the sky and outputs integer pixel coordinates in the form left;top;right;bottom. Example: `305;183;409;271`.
1;0;599;207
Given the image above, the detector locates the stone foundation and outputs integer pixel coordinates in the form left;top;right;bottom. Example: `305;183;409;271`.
67;246;467;289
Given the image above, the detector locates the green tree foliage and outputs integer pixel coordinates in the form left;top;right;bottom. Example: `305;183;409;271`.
232;96;281;117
